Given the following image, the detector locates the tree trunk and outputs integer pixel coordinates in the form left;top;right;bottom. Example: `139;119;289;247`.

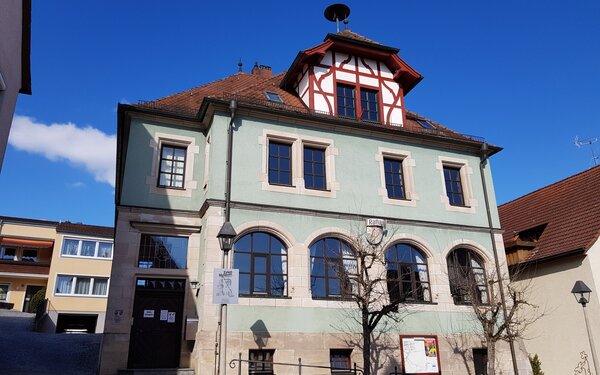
363;308;371;375
487;342;496;375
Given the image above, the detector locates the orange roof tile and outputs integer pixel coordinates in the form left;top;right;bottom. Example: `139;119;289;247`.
499;165;600;263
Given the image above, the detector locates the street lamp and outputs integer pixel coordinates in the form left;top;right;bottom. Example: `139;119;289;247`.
217;221;237;252
571;280;599;374
216;221;237;375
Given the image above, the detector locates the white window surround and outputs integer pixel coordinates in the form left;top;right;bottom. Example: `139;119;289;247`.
54;274;110;298
376;147;418;207
436;156;477;213
147;132;200;198
202;133;211;192
60;237;114;260
259;130;340;198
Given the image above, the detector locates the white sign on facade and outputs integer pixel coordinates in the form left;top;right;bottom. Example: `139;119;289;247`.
160;310;168;321
213;268;239;305
143;310;154;318
167;312;176;323
401;336;440;374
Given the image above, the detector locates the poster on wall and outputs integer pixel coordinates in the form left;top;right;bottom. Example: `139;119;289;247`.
400;335;441;374
212;268;239;304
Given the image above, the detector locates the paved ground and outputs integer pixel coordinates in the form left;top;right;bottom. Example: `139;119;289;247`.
0;310;102;375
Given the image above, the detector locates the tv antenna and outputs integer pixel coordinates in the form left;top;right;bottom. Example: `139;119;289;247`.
324;4;350;33
575;136;600;166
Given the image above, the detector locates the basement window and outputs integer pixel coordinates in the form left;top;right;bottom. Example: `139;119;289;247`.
265;91;283;103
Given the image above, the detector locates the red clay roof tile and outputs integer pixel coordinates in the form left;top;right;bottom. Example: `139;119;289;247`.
499;165;600;263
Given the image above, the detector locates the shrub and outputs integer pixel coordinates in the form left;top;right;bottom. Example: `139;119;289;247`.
28;288;47;313
529;354;544;375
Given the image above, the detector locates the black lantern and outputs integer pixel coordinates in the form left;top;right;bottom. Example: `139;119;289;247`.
217;221;237;252
571;280;592;306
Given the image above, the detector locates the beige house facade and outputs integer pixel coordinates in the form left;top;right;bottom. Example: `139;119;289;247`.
0;215;114;333
499;165;600;375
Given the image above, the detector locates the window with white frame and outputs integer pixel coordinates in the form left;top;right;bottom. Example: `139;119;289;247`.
0;284;8;301
261;130;339;197
55;275;109;296
61;238;113;259
0;247;16;261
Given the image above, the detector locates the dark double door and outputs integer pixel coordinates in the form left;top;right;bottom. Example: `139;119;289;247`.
128;278;186;369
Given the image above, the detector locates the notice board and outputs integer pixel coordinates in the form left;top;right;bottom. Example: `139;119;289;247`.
400;335;441;374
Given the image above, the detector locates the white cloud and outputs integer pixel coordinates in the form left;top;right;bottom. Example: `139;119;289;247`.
9;115;116;187
70;181;86;188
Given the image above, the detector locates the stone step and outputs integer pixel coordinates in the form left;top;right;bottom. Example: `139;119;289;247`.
118;369;195;375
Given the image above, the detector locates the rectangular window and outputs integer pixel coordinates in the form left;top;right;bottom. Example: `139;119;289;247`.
0;247;16;261
22;249;38;262
0;284;8;301
330;349;352;371
360;88;379;122
249;349;274;374
158;145;186;189
337;84;356;118
304;146;326;190
60;239;113;259
268;141;292;186
383;158;405;199
138;234;188;269
55;275;109;296
443;166;465;206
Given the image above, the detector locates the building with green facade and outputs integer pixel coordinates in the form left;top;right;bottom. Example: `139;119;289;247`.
99;27;531;375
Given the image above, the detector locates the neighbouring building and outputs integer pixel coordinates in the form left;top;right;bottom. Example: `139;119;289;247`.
0;0;31;171
100;23;531;375
499;165;600;375
0;216;114;333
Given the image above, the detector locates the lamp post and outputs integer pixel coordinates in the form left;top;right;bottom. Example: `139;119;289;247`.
571;280;599;374
216;221;236;375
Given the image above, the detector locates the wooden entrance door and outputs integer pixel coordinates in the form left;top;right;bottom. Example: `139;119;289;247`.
128;278;186;369
23;285;43;312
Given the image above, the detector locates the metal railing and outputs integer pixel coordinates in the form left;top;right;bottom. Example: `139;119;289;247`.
229;353;364;375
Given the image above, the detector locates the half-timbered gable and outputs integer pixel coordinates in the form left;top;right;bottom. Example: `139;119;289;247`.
281;30;422;127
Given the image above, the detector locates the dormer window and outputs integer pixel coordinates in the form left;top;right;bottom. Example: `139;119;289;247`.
265;91;283;103
336;84;356;118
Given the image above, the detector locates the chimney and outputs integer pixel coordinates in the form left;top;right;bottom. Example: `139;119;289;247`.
251;63;272;78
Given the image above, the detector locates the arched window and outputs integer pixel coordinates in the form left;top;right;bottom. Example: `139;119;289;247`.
447;248;488;305
234;232;287;297
385;243;431;303
310;237;357;299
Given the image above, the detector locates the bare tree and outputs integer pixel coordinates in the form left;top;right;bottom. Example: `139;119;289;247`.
447;256;545;374
324;222;416;375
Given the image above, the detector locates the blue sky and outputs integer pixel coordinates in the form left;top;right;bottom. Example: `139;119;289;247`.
2;0;599;227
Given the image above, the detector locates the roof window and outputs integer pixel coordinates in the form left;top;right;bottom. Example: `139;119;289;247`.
416;119;435;129
265;91;283;104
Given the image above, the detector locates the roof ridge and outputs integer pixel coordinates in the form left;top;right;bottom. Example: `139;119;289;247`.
499;164;600;208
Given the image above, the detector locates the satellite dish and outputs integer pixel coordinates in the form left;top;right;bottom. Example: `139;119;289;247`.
324;4;350;32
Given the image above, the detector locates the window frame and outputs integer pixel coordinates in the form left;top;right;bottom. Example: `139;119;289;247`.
310;237;357;300
249;349;275;375
383;157;406;200
0;283;9;301
234;232;288;298
330;349;352;372
360;87;380;122
447;248;489;306
157;144;187;189
443;165;465;207
268;140;293;186
336;83;356;118
303;146;327;190
385;243;432;303
377;148;418;207
54;275;110;297
137;234;189;270
60;238;114;260
437;156;477;213
0;247;17;261
21;249;38;262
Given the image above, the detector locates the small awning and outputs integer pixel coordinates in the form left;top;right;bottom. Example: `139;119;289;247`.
0;237;54;248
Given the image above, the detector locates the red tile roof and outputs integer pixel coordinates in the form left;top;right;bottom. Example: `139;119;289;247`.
333;29;382;45
498;165;600;263
135;70;482;144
